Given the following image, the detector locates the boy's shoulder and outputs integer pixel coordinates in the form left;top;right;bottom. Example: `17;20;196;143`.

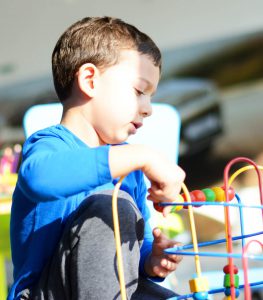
27;124;68;138
23;124;78;153
24;124;64;144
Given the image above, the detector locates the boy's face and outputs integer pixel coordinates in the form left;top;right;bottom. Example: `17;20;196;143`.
91;50;160;145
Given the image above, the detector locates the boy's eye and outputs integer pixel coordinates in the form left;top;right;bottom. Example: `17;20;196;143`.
134;88;145;96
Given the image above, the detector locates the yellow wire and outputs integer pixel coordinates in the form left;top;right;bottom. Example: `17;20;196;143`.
112;165;263;298
221;164;263;300
224;165;263;253
112;176;127;300
229;165;263;186
113;170;234;296
182;182;202;277
112;178;203;298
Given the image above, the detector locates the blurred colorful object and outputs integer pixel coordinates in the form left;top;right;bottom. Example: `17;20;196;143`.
0;144;20;299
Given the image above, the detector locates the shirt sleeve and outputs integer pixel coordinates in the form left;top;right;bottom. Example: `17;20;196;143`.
138;176;165;282
18;131;113;202
137;175;153;276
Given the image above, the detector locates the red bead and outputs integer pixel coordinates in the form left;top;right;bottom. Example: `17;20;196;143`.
221;186;235;201
153;202;163;213
182;192;196;209
191;190;206;207
223;264;238;274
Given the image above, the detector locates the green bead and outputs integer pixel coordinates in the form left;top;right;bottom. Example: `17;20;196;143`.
202;188;216;202
224;274;239;288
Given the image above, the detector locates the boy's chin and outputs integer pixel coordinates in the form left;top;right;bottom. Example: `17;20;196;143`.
98;134;126;145
108;135;129;145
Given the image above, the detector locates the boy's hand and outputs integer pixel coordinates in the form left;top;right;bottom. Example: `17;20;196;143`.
144;228;183;278
109;145;185;217
143;150;185;216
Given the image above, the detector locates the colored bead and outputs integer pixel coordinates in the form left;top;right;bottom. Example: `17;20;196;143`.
182;192;197;209
157;213;184;239
193;291;208;300
154;194;185;213
221;186;235;201
223;264;238;274
191;190;206;207
171;194;184;212
153;202;163;213
224;274;239;288
225;287;240;297
202;188;216;202
211;186;226;202
189;277;209;293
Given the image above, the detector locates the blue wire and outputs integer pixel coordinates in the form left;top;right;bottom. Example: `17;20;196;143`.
165;191;263;300
159;202;263;209
235;193;245;248
174;231;263;250
164;250;263;260
174;281;263;299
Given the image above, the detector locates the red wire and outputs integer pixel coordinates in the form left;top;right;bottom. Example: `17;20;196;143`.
242;240;263;299
223;157;263;299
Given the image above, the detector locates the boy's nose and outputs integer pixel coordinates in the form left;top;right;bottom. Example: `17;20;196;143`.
140;101;152;118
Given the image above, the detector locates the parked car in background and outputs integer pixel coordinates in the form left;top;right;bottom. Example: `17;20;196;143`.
152;78;223;157
0;76;223;158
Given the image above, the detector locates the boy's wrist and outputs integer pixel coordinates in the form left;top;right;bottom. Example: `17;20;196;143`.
143;253;155;277
108;144;152;178
143;253;165;282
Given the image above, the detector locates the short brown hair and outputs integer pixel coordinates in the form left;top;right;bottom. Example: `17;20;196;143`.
52;16;162;101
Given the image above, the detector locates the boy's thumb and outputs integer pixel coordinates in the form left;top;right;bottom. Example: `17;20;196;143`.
153;227;162;240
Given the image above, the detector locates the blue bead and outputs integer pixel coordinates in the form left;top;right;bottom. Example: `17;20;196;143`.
193;291;209;300
225;287;240;297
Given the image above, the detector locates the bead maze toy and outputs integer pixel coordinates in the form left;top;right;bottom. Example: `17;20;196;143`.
113;157;263;300
156;157;263;300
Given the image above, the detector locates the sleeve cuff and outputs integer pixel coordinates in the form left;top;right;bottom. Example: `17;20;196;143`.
96;145;113;185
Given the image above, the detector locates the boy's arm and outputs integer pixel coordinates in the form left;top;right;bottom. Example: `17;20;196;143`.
19;140;184;204
110;144;185;278
19;139;112;201
109;144;185;210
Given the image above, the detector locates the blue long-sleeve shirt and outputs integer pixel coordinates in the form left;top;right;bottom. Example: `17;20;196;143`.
8;125;153;300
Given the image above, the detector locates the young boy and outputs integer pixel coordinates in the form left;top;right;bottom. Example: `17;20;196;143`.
8;17;185;300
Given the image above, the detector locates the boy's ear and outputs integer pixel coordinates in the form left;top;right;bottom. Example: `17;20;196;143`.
77;63;98;98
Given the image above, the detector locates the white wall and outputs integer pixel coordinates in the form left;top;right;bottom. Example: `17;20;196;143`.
1;0;263;87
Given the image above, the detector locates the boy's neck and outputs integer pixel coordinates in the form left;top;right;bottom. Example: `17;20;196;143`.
61;104;103;148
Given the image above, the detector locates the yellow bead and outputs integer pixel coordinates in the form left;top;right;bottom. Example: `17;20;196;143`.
156;213;184;239
189;277;209;293
211;186;225;202
171;194;184;211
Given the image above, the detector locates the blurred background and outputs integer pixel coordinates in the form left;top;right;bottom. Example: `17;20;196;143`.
1;0;263;177
0;0;263;298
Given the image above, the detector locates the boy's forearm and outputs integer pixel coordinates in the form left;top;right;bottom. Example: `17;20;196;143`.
109;144;185;206
109;144;150;178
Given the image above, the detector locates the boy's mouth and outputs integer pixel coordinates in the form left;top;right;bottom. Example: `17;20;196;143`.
132;122;143;130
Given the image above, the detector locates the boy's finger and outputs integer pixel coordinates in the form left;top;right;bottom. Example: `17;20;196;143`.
152;227;162;240
168;253;183;263
161;259;177;271
152;265;169;278
163;205;172;217
147;194;163;203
